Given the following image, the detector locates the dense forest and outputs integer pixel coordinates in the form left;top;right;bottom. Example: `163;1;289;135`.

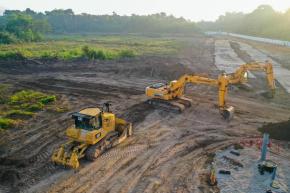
0;8;199;43
1;5;290;44
199;5;290;41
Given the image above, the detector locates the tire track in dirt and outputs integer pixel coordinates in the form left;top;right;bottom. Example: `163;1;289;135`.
47;144;148;193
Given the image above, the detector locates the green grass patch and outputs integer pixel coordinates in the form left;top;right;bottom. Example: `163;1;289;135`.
0;35;181;61
0;117;18;129
0;87;57;129
5;110;34;119
9;90;55;105
40;95;56;105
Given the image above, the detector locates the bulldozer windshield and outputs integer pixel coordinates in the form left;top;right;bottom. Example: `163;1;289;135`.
74;117;93;130
72;113;102;131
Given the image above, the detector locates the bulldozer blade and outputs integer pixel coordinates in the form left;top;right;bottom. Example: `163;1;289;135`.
51;142;86;169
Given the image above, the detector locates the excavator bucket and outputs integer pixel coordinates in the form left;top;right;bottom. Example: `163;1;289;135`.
221;106;235;120
51;141;87;169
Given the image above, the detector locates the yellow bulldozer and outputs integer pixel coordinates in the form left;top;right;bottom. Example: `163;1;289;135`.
145;61;275;120
51;102;132;169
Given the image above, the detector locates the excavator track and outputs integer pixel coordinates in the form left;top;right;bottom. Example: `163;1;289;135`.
147;98;186;113
176;96;193;107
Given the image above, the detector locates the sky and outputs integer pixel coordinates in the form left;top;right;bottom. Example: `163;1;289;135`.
1;0;290;21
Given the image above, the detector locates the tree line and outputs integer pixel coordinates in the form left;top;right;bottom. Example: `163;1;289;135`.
0;8;199;44
199;5;290;41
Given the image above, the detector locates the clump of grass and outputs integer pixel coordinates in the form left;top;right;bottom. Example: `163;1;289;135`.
9;90;54;105
0;51;24;60
22;103;44;112
118;49;136;58
82;46;110;60
0;117;18;129
0;89;57;129
5;110;34;119
40;95;56;105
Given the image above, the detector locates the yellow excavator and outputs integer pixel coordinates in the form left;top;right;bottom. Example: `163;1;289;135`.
52;103;132;169
145;62;275;120
227;61;275;97
146;73;234;119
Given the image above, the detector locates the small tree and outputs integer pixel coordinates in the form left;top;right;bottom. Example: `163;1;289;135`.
5;13;50;42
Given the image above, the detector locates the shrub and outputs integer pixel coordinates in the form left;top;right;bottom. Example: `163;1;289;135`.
82;46;108;60
96;50;106;60
82;45;90;56
0;32;19;44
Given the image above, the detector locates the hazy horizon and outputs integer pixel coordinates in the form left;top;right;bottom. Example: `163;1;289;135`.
1;0;290;21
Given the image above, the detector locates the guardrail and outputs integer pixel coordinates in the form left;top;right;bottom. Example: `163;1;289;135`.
205;31;290;47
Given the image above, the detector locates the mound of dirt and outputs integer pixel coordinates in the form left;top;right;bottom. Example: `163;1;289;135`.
258;119;290;141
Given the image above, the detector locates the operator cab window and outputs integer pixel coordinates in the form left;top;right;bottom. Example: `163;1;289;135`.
150;83;165;89
72;113;102;131
74;116;93;131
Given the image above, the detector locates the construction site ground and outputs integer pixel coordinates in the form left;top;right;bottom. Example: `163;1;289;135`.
0;35;290;193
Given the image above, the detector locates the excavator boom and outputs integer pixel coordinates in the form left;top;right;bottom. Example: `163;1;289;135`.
228;61;275;97
146;73;234;119
145;61;275;120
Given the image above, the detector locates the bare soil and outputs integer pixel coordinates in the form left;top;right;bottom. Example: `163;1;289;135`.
259;120;290;142
0;35;289;193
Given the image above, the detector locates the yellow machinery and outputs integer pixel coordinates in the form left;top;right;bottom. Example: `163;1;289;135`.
145;61;275;120
52;103;132;169
227;61;275;97
146;73;234;119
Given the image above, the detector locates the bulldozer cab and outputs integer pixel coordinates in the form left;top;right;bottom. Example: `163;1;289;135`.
72;108;102;131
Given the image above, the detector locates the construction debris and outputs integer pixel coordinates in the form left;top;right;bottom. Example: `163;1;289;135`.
230;150;240;156
215;146;289;193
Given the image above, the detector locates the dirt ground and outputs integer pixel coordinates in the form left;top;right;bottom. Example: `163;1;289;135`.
0;35;290;193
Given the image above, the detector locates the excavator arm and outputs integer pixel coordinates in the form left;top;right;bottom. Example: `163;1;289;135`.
168;74;218;97
167;74;234;119
228;61;275;96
